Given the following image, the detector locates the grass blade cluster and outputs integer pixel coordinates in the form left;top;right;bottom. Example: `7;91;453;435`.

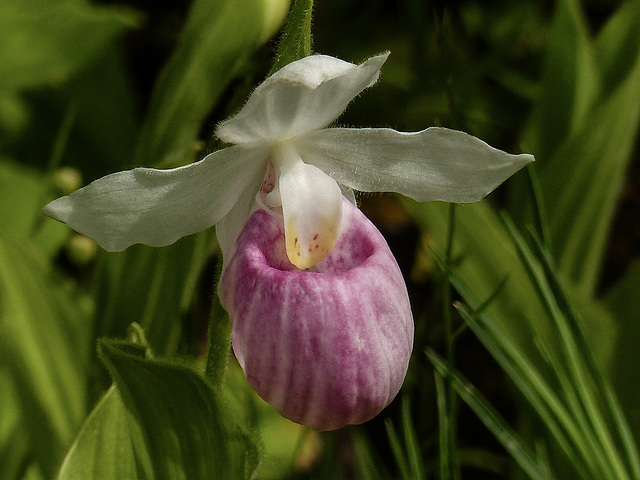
430;213;640;479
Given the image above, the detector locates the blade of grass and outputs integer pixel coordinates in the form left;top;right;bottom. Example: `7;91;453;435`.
435;370;451;480
442;203;460;480
351;429;388;480
452;302;592;479
525;164;551;250
441;264;593;476
401;398;425;480
384;418;411;480
526;227;640;479
502;213;629;479
428;349;558;480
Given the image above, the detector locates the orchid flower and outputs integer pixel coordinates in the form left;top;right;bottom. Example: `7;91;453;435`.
44;52;533;430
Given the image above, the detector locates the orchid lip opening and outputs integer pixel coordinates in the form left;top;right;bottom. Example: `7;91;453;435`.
223;197;414;430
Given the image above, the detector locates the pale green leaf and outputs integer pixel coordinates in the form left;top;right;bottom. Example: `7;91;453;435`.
0;0;138;91
132;0;283;168
523;0;599;161
522;0;640;297
93;230;214;356
0;157;68;255
98;339;262;480
58;387;141;480
0;369;30;480
0;226;92;477
539;51;640;296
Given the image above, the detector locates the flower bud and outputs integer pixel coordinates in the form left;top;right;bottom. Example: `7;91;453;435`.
223;197;413;430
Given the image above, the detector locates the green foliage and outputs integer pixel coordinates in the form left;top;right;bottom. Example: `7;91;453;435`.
132;0;280;169
2;0;640;478
59;337;262;480
0;225;92;478
269;0;314;75
0;0;138;92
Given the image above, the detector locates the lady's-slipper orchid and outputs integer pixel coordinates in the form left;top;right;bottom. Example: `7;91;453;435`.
43;52;533;430
223;197;413;430
44;52;532;269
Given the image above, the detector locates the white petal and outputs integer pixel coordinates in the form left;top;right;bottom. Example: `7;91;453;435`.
297;127;534;203
274;143;343;269
216;53;389;144
43;145;269;251
215;168;264;265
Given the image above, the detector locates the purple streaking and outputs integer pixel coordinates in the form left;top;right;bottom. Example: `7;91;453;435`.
223;197;413;430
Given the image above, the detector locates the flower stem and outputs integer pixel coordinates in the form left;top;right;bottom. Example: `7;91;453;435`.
204;264;232;388
441;203;460;480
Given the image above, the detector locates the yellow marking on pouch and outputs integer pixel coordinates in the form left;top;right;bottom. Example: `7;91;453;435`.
285;221;338;270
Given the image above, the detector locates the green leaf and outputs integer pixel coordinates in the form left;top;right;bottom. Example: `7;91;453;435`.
351;430;388;480
502;217;639;479
268;0;314;75
523;0;640;297
97;338;262;480
539;48;640;296
406;199;551;361
0;0;138;91
93;231;214;356
523;0;599;162
407;196;616;371
58;387;141;480
0;157;68;255
384;398;424;480
428;350;558;480
132;0;284;169
5;41;139;179
593;0;640;95
0;226;92;477
0;369;31;480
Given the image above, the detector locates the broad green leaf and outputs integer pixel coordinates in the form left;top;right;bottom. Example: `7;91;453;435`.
5;42;139;178
0;226;92;477
0;0;138;91
520;0;640;297
0;369;30;480
269;0;314;75
93;231;214;355
406;198;616;372
593;0;640;95
539;48;640;297
97;339;262;480
132;0;287;168
406;199;552;362
58;387;141;480
523;0;599;162
0;157;68;255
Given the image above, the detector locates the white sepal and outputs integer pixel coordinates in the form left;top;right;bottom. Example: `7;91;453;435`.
298;127;534;203
43;145;268;251
216;54;389;145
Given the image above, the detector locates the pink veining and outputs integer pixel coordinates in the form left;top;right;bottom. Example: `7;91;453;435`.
223;197;414;431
